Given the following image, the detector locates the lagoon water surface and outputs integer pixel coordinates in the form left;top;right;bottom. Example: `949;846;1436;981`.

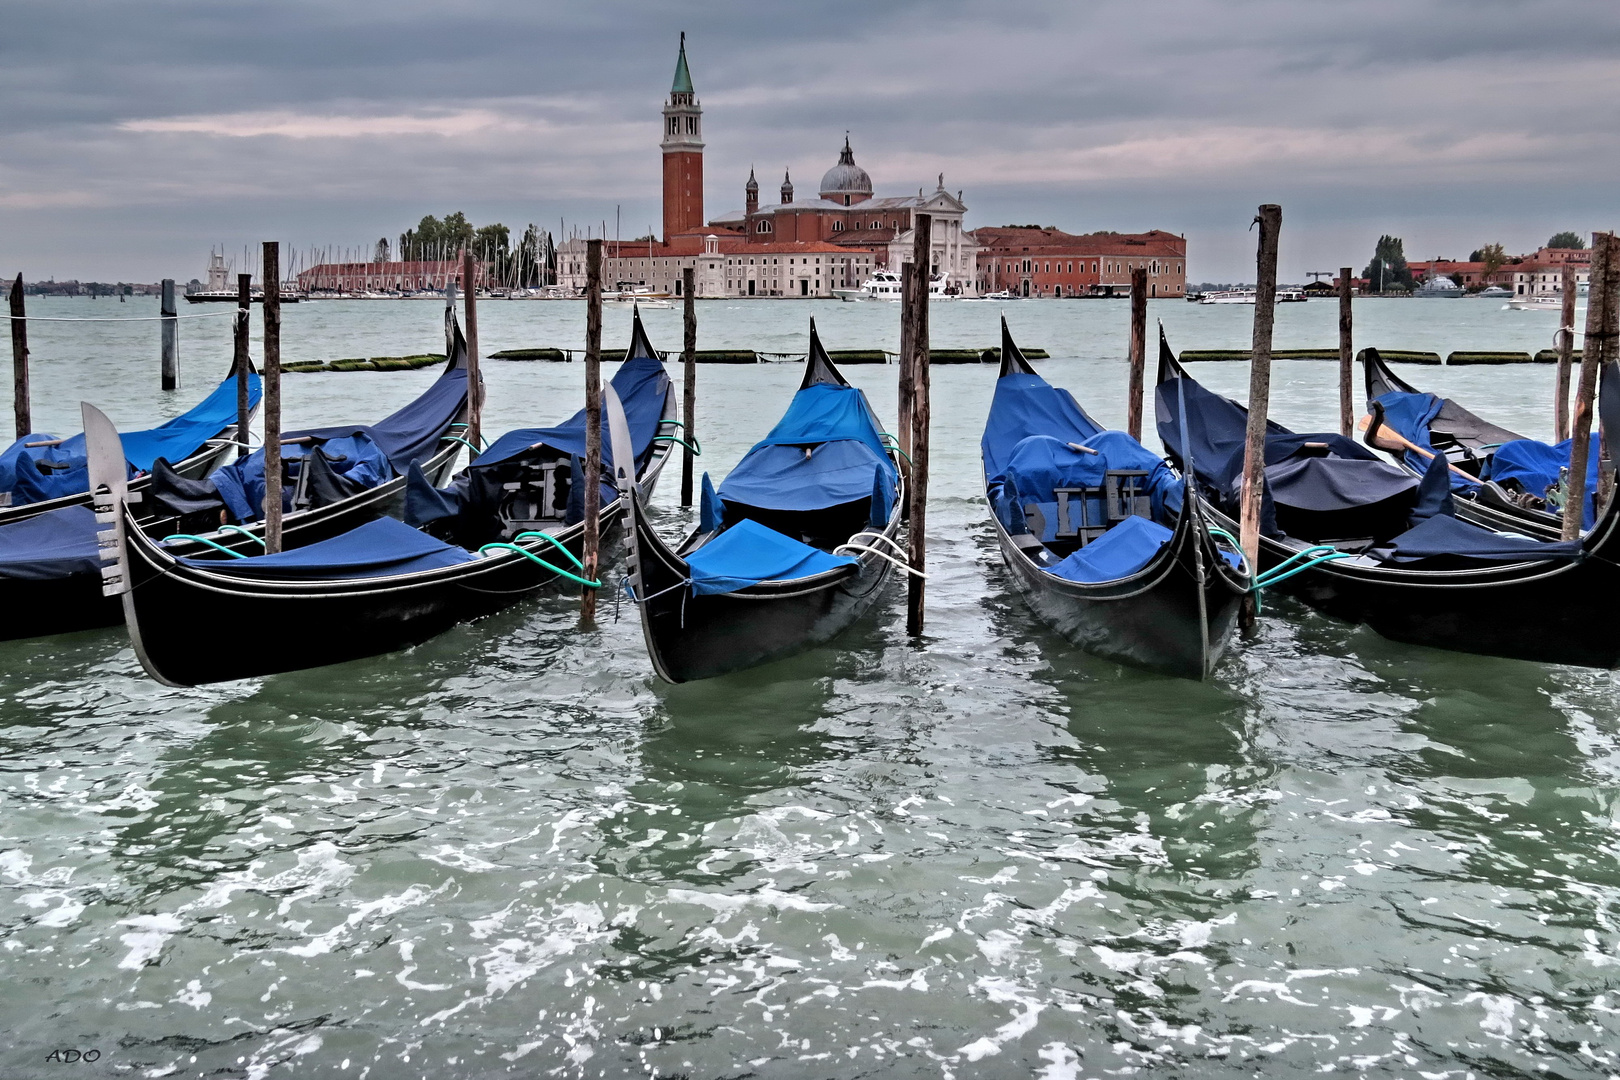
3;296;1618;1078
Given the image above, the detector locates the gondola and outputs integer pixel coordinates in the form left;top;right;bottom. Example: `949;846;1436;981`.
619;320;904;683
0;365;260;527
90;308;679;686
1157;334;1620;669
0;301;471;642
982;318;1247;679
1362;346;1584;539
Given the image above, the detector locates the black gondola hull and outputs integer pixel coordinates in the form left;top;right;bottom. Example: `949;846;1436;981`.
628;494;898;683
0;440;464;644
121;500;631;686
1213;503;1620;669
990;503;1246;680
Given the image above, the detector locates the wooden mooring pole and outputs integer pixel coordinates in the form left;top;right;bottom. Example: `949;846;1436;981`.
1556;263;1578;442
1338;266;1354;438
1239;205;1283;584
234;273;251;460
160;278;179;391
462;248;482;449
581;238;604;621
897;270;915;463
1127;267;1147;440
262;243;283;554
680;266;696;507
9;273;29;438
1562;231;1617;541
906;213;932;636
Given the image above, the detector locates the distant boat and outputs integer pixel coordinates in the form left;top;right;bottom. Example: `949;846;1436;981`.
185;290;301;304
1472;285;1512;299
834;270;955;302
1197;288;1306;305
1414;277;1463;298
1504;295;1565;311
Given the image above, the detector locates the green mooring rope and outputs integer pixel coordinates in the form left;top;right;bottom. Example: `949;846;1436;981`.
477;541;601;588
162;533;248;559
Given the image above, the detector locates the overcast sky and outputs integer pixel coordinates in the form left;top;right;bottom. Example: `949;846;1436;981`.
3;0;1618;283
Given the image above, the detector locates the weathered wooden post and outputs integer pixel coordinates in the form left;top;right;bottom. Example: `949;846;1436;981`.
1338;266;1354;437
160;278;179;391
461;248;483;448
897;270;915;462
581;238;604;620
680;266;696;507
1239;205;1283;578
1562;231;1617;541
262;243;284;553
1127;267;1148;440
1556;263;1578;442
906;214;932;636
9;273;29;438
234;273;251;460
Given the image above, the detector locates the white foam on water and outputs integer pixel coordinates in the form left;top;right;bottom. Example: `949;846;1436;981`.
117;913;185;970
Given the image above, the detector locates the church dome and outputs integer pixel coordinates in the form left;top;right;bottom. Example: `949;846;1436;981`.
819;136;872;202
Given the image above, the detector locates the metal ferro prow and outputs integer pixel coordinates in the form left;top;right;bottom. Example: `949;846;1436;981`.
81;401;134;597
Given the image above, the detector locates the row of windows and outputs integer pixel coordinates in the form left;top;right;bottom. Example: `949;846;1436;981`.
995;259;1184;276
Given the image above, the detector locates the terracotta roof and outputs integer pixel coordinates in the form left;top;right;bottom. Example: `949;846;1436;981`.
972;227;1185;255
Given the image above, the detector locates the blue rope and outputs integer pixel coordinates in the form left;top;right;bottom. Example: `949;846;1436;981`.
161;533;248;559
477;542;601;588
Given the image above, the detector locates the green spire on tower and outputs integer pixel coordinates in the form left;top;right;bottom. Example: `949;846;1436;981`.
672;32;693;95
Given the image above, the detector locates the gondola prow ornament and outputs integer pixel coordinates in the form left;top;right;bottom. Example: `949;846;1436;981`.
83;402;132;600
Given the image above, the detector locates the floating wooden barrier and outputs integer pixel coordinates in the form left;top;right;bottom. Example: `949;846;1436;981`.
283;353;446;373
1446;351;1536;366
489;347;568;362
486;346;1047;365
1536;348;1582;364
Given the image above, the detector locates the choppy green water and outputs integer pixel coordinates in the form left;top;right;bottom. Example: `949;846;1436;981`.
3;296;1617;1079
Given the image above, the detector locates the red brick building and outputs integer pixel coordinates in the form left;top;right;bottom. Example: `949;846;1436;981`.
296;259;480;294
971;227;1188;298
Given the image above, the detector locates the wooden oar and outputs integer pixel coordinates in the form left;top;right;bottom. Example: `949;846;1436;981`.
1358;410;1477;482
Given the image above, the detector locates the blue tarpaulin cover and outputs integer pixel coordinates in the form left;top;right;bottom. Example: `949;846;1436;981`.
699;473;723;533
1482;434;1599;529
684;518;856;595
174;516;474;580
992;432;1183;540
717;381;896;512
1158;373;1415;535
201;362;466;522
1373;513;1583;565
981;372;1104;481
1370;391;1469;486
0;372;260;506
0;505;103;581
475;357;670;472
1048;514;1173;584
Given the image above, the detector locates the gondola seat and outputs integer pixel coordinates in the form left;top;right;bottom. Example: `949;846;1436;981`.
683;518;856;595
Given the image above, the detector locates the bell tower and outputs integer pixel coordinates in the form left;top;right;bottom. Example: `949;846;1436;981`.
661;33;704;241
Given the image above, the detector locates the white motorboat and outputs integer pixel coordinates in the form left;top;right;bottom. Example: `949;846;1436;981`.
1198;289;1256;305
1197;288;1306;306
606;285;674;308
834;270;955;302
1504;295;1565;311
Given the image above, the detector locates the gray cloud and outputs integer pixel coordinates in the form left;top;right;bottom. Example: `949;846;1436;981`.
2;0;1617;282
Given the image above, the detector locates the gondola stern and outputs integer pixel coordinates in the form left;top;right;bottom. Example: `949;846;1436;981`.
626;305;663;364
1156;324;1188;385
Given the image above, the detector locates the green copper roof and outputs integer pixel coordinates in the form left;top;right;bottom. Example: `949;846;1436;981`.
672;34;693;94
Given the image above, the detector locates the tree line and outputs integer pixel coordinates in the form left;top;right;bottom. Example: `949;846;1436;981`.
1363;231;1586;292
390;213;555;288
